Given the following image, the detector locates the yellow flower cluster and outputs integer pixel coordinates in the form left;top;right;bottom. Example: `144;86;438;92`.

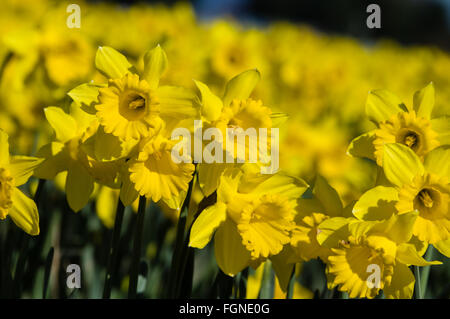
0;0;448;299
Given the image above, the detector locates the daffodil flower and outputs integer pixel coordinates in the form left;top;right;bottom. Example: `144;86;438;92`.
70;45;198;144
318;211;441;298
195;69;286;196
0;130;42;235
189;164;308;276
289;176;352;263
34;106;120;212
348;83;448;166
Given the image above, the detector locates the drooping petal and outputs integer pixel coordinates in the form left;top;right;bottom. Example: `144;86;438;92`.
143;44;168;90
313;175;343;217
413;82;435;120
33;142;68;180
271;247;295;292
68;83;104;115
95;46;132;79
189;202;227;249
223;69;260;107
9;187;39;236
44;107;78;143
214;219;251;277
65;162;95;212
383;143;424;188
396;243;442;266
383;263;415;299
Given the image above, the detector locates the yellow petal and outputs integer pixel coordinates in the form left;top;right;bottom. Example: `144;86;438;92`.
9;187;39;236
0;129;10;166
346;131;376;160
223;69;260;107
434;239;450;258
245;263;265;299
370;211;418;244
250;173;308;200
194;80;223;122
424;145;450;180
214;219;251;276
316;217;351;248
270;247;295;292
95;46;132;79
365;89;406;124
143;44;168;90
413;82;435;120
65;162;95;212
96;186;119;229
383;143;424;188
352;186;398;221
396;243;442;266
68;83;104;115
189;202;227;249
119;170;139;207
383;263;415;299
431;116;450;144
9;156;44;186
157;86;199;119
270;112;289;127
44;107;78;143
313;175;342;217
33;142;67;180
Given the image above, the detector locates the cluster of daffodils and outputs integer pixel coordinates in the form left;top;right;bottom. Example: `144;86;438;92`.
0;0;449;299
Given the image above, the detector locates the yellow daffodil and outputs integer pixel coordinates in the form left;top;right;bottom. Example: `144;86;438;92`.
0;130;42;235
195;69;284;196
189;164;308;276
319;211;441;298
348;83;448;166
34;106;120;212
128;134;195;203
289;176;350;263
71;45;198;144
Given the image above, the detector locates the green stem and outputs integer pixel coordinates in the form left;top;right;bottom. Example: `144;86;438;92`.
103;199;125;299
128;196;147;299
166;169;196;298
414;266;422;299
419;245;435;299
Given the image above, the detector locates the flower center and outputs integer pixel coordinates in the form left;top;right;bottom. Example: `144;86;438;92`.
403;131;419;149
417;188;434;208
0;168;14;219
120;91;148;121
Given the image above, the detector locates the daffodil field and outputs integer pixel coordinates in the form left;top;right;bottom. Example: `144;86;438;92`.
1;0;450;300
